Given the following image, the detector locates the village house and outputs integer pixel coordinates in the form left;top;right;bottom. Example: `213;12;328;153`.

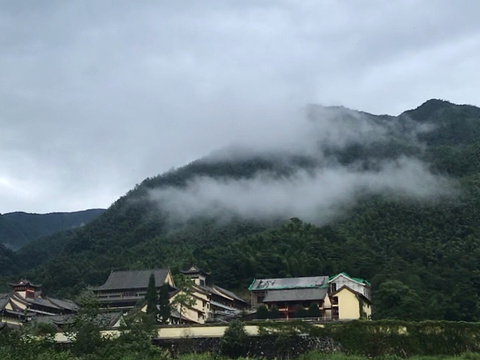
249;272;371;320
329;272;371;300
0;280;78;327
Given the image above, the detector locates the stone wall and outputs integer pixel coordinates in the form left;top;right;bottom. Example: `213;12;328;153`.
154;335;339;358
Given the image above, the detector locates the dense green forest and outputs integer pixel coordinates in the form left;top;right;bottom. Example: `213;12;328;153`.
2;99;480;321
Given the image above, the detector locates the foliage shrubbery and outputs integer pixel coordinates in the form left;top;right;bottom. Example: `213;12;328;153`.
3;319;480;359
220;320;249;358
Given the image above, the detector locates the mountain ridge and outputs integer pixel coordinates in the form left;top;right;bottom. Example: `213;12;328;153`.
4;99;480;321
0;209;105;250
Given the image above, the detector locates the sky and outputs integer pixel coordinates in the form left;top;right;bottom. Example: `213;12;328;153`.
1;1;479;214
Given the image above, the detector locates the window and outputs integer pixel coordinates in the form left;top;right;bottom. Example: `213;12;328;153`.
332;308;339;320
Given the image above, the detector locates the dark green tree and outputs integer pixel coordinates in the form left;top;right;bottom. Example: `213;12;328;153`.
220;320;249;358
158;283;171;324
269;305;280;319
295;306;308;318
373;280;422;320
145;273;158;318
69;290;104;356
256;305;269;319
307;302;321;318
113;313;161;358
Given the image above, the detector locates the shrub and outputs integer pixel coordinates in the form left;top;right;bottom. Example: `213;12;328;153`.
220;320;249;358
256;305;269;319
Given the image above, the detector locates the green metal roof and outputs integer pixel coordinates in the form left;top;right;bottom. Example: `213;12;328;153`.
329;272;371;285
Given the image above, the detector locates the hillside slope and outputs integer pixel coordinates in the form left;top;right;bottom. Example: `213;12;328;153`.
0;209;105;250
12;99;480;321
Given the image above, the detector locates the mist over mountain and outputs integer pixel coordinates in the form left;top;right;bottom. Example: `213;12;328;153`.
5;99;480;321
148;102;455;225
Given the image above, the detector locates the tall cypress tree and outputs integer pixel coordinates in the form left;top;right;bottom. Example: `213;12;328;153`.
145;273;158;318
158;283;171;324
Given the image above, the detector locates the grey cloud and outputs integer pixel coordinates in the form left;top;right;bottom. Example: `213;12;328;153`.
149;157;454;225
0;1;478;213
148;106;456;225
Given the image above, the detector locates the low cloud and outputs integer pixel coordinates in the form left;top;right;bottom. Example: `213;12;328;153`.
147;106;456;225
149;156;454;225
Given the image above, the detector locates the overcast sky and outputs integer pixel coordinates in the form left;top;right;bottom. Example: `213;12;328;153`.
1;1;479;214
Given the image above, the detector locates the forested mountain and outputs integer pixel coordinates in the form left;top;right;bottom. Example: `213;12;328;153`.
0;209;105;250
6;99;480;321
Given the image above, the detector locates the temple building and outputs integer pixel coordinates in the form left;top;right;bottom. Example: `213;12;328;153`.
91;269;175;312
0;280;78;326
170;265;249;324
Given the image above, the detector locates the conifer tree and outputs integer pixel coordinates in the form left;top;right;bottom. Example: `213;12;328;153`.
158;283;171;324
145;273;158;318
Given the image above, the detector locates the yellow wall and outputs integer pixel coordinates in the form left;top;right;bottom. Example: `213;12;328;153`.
323;294;331;308
336;288;360;320
165;272;175;287
10;298;26;310
169;289;211;324
157;325;259;339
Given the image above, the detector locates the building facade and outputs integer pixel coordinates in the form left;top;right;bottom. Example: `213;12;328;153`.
0;280;78;326
249;272;371;320
168;265;249;324
91;269;175;312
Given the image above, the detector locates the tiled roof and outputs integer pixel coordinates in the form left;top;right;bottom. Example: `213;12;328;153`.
9;280;41;288
31;297;61;309
248;276;328;291
93;269;170;291
35;312;123;329
0;293;10;309
48;298;79;311
180;265;210;276
35;314;74;326
263;288;328;303
210;285;247;303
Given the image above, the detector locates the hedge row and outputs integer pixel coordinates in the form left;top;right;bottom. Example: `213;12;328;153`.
258;320;480;357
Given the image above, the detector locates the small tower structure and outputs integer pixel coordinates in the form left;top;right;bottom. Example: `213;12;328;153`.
9;280;42;300
180;265;210;286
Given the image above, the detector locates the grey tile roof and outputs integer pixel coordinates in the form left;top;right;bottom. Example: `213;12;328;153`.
48;298;79;311
0;293;9;309
93;269;170;291
181;265;209;275
35;312;123;329
9;280;41;288
249;276;328;291
210;285;247;303
31;297;61;309
35;314;74;326
0;286;76;315
263;288;328;303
